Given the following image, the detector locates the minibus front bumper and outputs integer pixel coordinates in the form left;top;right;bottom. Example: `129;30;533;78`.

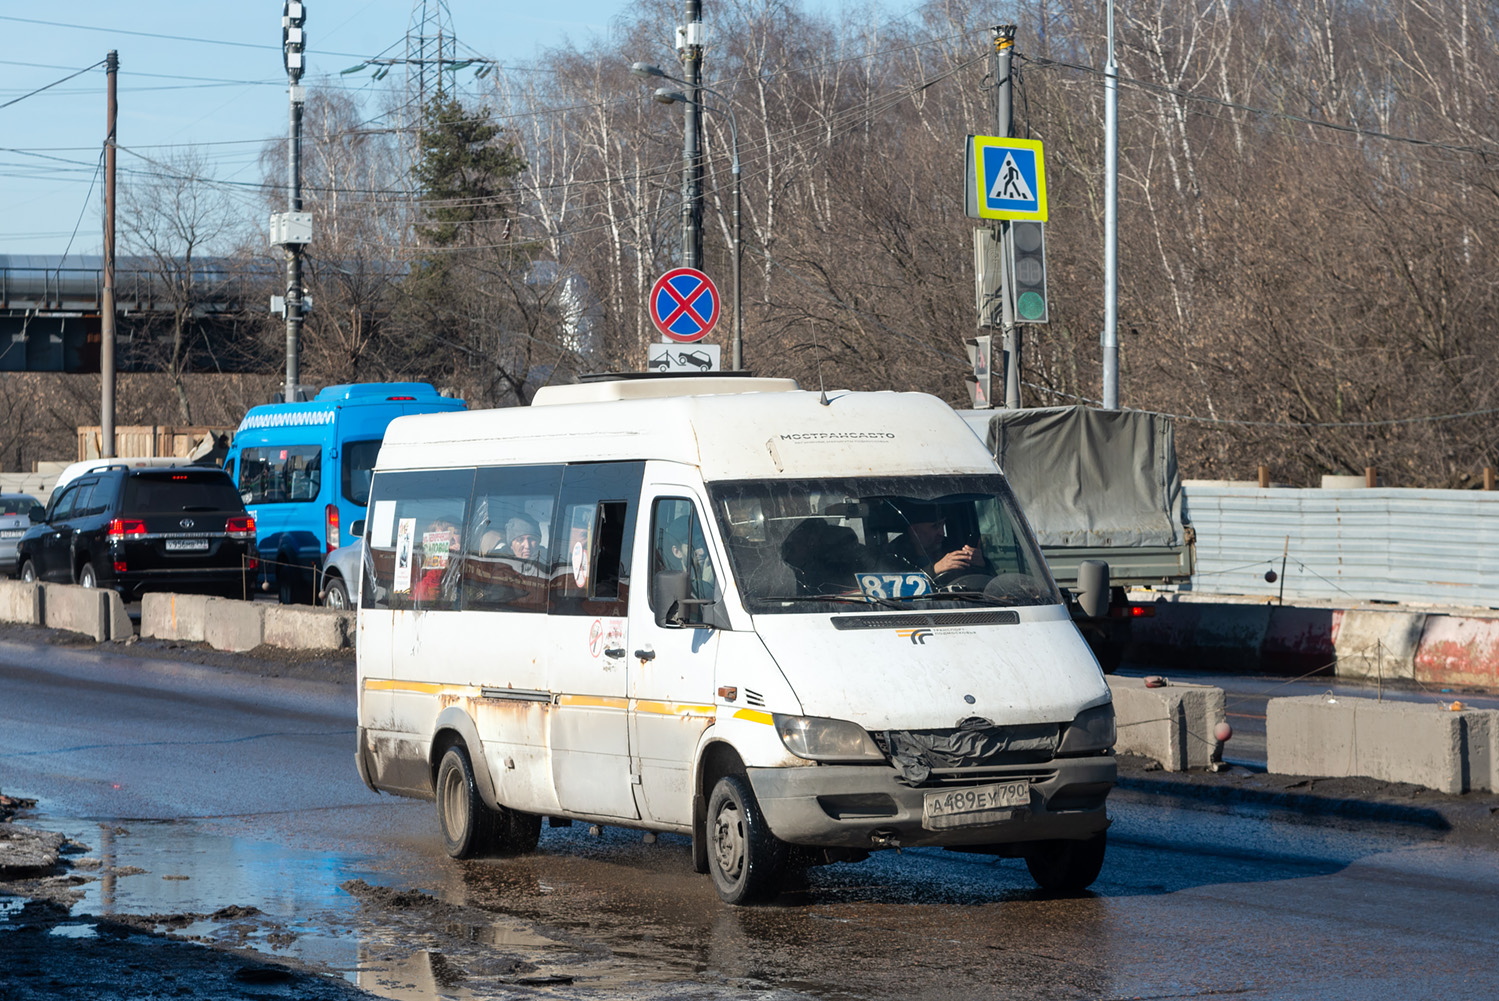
746;754;1115;850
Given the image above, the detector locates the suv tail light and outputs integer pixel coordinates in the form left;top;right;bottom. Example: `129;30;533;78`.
107;518;147;541
325;504;339;553
226;515;256;540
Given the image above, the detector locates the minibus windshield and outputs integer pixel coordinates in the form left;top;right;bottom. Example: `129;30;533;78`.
708;474;1061;613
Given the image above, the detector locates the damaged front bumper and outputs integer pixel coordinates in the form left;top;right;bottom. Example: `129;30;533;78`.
746;753;1115;850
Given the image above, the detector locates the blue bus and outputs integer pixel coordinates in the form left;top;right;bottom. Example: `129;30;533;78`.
224;383;466;603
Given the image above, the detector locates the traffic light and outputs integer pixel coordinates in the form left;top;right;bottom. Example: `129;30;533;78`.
1007;220;1049;324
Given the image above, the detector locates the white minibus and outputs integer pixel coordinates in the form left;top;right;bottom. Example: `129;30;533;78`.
354;377;1116;904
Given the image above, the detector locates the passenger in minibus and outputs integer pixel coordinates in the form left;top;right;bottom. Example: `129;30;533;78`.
497;515;545;564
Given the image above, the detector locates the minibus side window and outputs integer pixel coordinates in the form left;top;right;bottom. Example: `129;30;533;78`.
363;468;476;612
649;498;720;626
237;445;321;505
341;440;381;507
549;462;643;617
463;465;562;614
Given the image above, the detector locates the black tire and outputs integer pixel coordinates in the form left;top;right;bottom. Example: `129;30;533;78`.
1024;832;1107;892
19;560;36;583
706;774;787;905
77;562;98;588
277;559;313;605
492;802;542;856
322;576;351;610
436;745;498;859
434;745;540;859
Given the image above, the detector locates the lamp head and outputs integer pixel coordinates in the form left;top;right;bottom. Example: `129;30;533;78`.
653;88;687;105
631;62;666;79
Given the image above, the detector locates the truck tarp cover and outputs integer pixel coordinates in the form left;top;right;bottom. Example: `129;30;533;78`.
985;406;1184;548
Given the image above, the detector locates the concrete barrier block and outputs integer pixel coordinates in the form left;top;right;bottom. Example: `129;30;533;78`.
1413;615;1499;691
1462;710;1498;793
1190;604;1273;670
1267;695;1474;793
140;592;213;642
1109;677;1226;771
262;604;350;651
204;598;264;653
40;584;109;641
0;580;42;625
102;589;131;642
1334;609;1425;681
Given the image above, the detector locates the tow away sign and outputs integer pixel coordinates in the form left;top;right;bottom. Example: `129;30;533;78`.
965;136;1047;222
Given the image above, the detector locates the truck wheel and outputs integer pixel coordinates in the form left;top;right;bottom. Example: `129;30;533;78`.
20;560;36;583
706;774;787;905
1024;832;1107;892
78;562;98;588
435;745;498;859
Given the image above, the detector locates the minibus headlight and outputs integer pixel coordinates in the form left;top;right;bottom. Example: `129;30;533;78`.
1058;702;1116;755
773;714;886;763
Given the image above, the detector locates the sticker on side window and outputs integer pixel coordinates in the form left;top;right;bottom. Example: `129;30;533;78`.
856;572;933;601
393;518;416;593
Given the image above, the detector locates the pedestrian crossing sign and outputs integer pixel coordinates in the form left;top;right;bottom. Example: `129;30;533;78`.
965;136;1047;221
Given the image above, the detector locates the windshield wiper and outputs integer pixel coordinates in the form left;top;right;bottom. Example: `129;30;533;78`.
898;590;1008;606
758;593;907;610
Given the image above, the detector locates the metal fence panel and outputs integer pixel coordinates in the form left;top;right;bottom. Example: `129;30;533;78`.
1181;485;1499;609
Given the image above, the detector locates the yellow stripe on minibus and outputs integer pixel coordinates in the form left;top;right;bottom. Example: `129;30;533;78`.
634;700;715;718
733;709;774;725
363;679;449;695
556;694;629;711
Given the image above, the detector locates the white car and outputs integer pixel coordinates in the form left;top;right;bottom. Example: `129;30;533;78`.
0;493;44;576
317;519;365;610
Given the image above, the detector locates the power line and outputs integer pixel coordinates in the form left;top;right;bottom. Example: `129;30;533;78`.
1017;52;1499;161
0;58;105;111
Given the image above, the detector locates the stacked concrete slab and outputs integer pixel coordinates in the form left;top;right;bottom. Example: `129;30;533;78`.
1134;599;1499;691
141;593;352;652
1108;676;1226;771
1267;695;1498;793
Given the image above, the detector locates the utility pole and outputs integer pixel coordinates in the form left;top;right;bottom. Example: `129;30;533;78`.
1101;0;1120;409
992;25;1020;409
100;50;117;458
277;1;310;403
679;0;703;269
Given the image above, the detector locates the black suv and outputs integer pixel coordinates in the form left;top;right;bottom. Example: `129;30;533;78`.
14;465;257;599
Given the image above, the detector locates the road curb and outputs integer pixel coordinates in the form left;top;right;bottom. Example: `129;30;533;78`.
1114;758;1499;840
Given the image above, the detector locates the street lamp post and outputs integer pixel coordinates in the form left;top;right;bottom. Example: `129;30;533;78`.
631;62;742;372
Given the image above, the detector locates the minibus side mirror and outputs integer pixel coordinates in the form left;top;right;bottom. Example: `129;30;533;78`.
1075;559;1110;619
349;519;365;541
653;570;716;629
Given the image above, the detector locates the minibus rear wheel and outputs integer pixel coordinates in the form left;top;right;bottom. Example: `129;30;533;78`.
1023;832;1107;892
706;775;787;905
436;745;499;859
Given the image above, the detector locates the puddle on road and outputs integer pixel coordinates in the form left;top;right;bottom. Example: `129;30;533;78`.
6;817;681;1001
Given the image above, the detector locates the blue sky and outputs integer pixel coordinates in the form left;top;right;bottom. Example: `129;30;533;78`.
0;2;746;257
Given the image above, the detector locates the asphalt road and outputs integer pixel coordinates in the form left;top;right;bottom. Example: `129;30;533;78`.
3;633;1499;1000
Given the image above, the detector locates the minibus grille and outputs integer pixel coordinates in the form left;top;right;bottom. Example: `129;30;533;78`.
873;723;1061;785
831;610;1019;630
923;766;1057;787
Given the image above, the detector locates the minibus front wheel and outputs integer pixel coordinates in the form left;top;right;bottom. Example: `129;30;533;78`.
1023;832;1107;893
706;775;787;905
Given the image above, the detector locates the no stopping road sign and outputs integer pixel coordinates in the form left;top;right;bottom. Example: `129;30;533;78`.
649;267;720;342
